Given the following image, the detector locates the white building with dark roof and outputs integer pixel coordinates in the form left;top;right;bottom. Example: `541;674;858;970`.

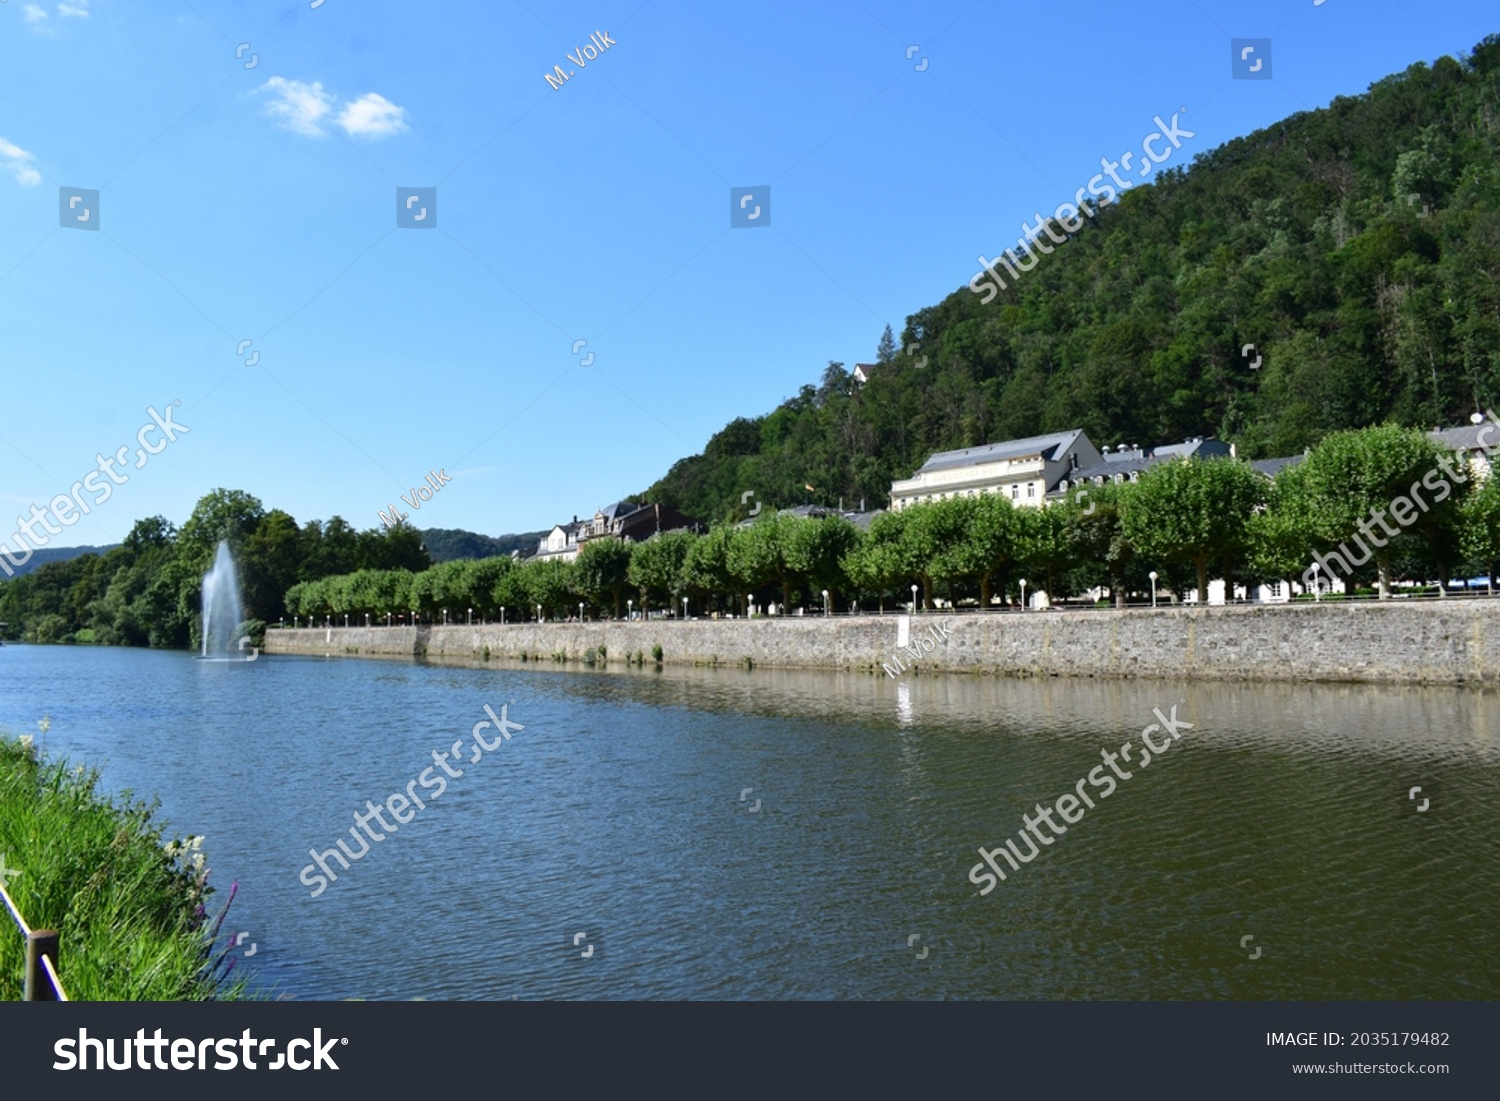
890;429;1100;511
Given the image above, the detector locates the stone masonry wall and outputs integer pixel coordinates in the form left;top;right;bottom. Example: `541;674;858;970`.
263;601;1500;685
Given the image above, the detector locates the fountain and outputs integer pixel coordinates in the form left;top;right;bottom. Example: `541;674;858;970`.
201;540;244;659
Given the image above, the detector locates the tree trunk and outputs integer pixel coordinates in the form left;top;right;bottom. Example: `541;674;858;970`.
1376;552;1391;599
980;571;991;610
1196;555;1209;604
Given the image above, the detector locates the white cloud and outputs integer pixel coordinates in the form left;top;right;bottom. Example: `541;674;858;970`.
58;1;90;18
336;93;408;139
257;77;334;138
22;4;49;26
0;138;42;187
256;78;408;141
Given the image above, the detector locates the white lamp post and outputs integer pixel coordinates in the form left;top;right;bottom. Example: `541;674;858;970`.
747;593;753;618
579;602;584;623
344;614;349;628
536;604;542;623
1149;571;1158;608
911;584;919;612
293;616;299;628
468;607;473;626
365;614;370;627
628;599;633;620
1312;562;1322;602
1019;578;1027;611
386;612;391;627
682;596;689;620
822;589;830;617
501;606;506;625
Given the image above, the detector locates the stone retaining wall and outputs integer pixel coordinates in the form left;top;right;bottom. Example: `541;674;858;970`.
263;601;1500;685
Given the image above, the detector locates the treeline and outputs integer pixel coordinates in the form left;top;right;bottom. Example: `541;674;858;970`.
287;426;1500;620
639;36;1500;525
0;489;429;646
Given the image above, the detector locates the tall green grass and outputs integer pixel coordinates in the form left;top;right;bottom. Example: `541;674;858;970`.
0;730;247;1000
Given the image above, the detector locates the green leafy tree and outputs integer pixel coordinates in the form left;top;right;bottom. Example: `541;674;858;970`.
628;531;695;614
1296;425;1463;597
1124;459;1268;602
575;539;634;617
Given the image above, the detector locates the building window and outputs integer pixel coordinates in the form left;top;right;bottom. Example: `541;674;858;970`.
1027;484;1035;498
1270;581;1282;598
1011;486;1019;499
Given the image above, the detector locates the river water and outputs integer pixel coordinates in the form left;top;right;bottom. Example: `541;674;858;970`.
1;643;1496;1000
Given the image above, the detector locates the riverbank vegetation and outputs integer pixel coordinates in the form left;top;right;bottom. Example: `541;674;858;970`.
0;730;246;1000
0;488;428;646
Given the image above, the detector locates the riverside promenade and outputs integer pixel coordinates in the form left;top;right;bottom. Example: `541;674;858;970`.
264;600;1500;686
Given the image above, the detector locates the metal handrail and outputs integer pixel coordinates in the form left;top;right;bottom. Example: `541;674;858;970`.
2;878;69;1001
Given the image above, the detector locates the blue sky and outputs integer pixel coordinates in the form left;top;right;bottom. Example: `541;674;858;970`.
2;0;1496;545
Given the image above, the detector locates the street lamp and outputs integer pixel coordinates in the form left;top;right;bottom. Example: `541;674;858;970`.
579;602;585;623
344;614;349;628
386;612;392;627
746;593;753;618
822;589;830;617
468;607;473;626
683;596;689;620
627;598;633;620
536;604;542;623
1019;578;1027;611
443;608;448;626
1149;571;1158;608
501;606;506;625
911;584;919;613
1311;562;1322;602
365;614;370;627
293;616;299;628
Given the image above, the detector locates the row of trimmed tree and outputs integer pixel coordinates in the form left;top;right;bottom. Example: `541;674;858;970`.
285;424;1500;622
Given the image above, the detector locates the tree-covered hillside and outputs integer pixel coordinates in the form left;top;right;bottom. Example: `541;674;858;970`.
419;527;548;563
639;36;1500;523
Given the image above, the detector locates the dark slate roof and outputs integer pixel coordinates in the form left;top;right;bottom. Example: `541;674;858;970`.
1067;438;1233;484
912;429;1088;476
1068;455;1158;482
1250;455;1304;477
1430;417;1499;452
596;501;641;523
1151;438;1231;460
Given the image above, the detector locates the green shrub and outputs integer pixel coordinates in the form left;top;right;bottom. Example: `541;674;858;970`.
651;644;663;663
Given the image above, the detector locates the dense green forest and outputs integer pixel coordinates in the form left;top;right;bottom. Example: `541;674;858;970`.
637;36;1500;525
0;490;428;646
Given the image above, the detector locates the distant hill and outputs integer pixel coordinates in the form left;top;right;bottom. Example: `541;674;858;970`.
636;35;1500;526
0;544;119;579
418;528;548;562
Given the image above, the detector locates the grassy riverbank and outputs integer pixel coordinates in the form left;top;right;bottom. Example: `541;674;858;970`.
0;730;246;1000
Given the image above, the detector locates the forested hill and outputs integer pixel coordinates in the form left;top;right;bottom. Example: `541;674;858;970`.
419;528;548;563
638;35;1500;525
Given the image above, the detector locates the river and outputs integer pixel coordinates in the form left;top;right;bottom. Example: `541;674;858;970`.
1;643;1496;1000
